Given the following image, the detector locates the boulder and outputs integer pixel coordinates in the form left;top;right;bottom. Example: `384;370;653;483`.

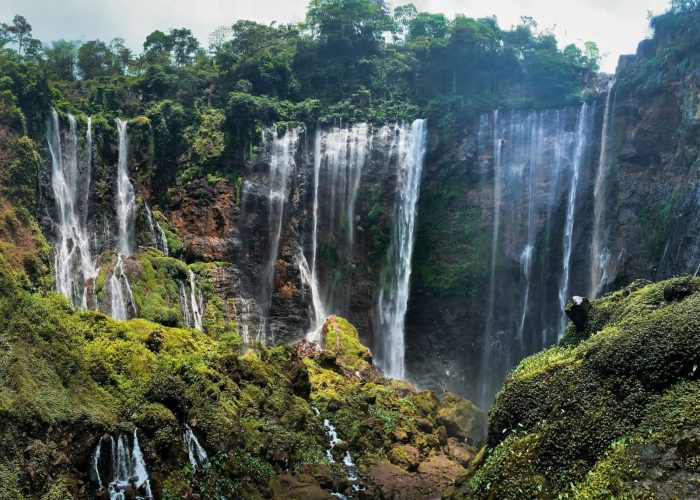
269;473;333;500
436;392;485;444
388;444;421;471
416;454;465;492
565;296;591;330
285;359;311;398
445;438;476;467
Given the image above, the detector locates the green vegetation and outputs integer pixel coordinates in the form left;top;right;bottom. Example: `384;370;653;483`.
0;1;600;186
307;315;484;467
447;276;700;498
413;162;490;297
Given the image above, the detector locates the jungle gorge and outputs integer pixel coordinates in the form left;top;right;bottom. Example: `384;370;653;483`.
0;0;699;497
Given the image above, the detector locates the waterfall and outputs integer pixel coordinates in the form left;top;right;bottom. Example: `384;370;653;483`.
178;271;203;330
375;119;427;380
298;249;328;343
131;430;152;498
144;203;169;256
115;119;136;256
110;254;136;321
91;430;153;499
83;117;92;226
313;408;358;485
46;109;96;307
232;297;263;345
483;110;503;381
517;244;534;343
189;270;203;330
589;79;616;297
303;124;371;343
91;436;104;490
183;424;209;470
179;280;192;327
475;106;591;408
109;119;137;321
558;103;592;336
261;126;300;342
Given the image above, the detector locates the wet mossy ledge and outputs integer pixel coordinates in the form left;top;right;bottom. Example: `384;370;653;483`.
0;246;483;500
447;276;700;499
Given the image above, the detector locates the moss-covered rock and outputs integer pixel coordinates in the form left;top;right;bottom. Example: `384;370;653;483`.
388;444;420;471
321;315;372;372
437;392;485;444
448;276;700;499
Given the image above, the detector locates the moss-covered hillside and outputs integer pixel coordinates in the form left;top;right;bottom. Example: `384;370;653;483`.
0;173;483;498
448;276;700;499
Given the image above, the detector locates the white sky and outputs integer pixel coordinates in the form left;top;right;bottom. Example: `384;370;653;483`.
0;0;671;73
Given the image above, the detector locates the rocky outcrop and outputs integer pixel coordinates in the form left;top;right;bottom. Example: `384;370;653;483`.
166;179;241;262
565;296;591;330
446;276;700;499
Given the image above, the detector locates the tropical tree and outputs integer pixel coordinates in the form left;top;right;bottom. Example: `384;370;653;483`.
1;15;32;55
77;40;114;78
169;28;199;66
45;39;80;80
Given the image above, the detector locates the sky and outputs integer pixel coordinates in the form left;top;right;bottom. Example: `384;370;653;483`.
0;0;671;73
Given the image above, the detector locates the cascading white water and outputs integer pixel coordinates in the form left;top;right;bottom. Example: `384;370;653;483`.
189;270;203;330
109;119;138;321
313;408;358;487
91;435;104;490
232;297;263;345
375;119;427;380
183;424;209;470
83;117;92;223
144;203;169;256
299;249;328;344
110;254;136;321
589;79;617;298
179;280;191;327
92;430;153;499
131;430;152;499
115;119;136;256
47;109;96;307
517;244;534;343
177;271;204;330
476;106;590;409
261;126;300;342
484;110;503;359
303;124;371;343
558;103;592;336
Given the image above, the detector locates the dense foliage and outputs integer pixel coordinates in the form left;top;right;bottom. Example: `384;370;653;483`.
0;1;603;189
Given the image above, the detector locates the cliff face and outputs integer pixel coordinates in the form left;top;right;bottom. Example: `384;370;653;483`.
405;24;700;407
30;6;700;419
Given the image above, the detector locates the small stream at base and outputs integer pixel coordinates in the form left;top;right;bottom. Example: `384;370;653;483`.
313;407;362;498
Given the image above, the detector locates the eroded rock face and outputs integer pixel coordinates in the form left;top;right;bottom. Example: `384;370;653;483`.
167;179;240;262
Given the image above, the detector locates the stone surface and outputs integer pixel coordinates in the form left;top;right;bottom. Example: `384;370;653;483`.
565;296;592;330
436;392;485;445
388;444;421;471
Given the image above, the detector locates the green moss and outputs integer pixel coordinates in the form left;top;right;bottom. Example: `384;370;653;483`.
573;439;640;499
322;316;371;372
453;276;700;499
413;170;490;297
0;461;25;499
462;433;546;499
